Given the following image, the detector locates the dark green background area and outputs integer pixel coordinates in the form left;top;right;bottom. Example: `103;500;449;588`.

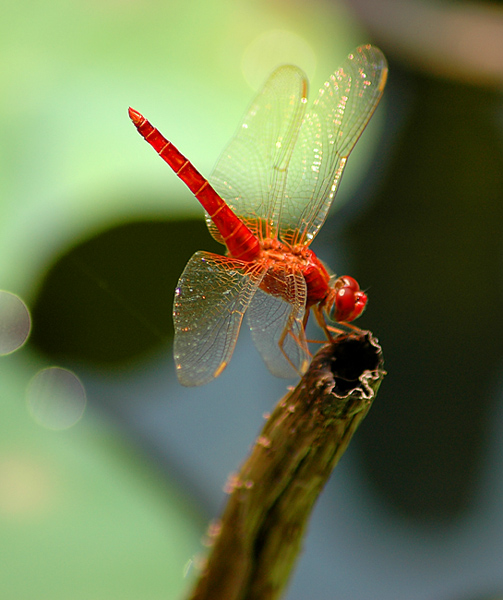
344;71;503;519
29;218;222;365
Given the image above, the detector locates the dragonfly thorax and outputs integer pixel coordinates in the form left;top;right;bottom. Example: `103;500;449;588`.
259;238;331;307
258;238;367;324
258;237;312;263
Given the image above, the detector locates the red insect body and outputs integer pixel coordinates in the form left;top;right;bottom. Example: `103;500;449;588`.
129;45;387;385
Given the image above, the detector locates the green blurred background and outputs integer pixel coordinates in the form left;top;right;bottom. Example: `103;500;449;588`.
2;0;503;599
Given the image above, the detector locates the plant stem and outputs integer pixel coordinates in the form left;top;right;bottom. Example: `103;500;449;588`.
188;331;386;600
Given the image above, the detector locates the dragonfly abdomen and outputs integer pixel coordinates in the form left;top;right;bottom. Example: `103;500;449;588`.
129;108;261;261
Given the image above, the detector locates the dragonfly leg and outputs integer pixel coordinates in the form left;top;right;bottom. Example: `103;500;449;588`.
313;305;338;341
303;309;333;346
277;319;311;377
327;321;363;334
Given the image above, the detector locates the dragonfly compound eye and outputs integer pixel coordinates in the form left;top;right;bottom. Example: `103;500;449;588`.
330;278;367;323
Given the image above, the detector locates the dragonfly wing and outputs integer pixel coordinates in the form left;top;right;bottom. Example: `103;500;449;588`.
246;268;309;378
173;251;266;386
208;65;308;243
279;45;388;247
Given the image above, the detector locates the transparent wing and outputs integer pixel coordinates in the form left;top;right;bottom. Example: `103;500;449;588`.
279;45;388;247
246;268;309;378
208;65;308;243
173;251;266;386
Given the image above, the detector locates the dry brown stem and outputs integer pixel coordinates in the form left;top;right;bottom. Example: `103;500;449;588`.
188;331;385;600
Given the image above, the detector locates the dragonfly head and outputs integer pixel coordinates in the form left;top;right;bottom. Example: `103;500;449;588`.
326;275;367;323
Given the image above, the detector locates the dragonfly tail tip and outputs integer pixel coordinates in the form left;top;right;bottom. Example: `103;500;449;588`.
128;107;143;125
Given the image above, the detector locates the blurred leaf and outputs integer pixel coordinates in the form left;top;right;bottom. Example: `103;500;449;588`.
29;217;222;366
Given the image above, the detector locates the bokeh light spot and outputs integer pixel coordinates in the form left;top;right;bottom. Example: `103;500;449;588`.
241;29;317;91
27;367;87;430
0;290;31;355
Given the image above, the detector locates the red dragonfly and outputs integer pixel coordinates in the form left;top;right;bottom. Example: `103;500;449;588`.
130;44;387;386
